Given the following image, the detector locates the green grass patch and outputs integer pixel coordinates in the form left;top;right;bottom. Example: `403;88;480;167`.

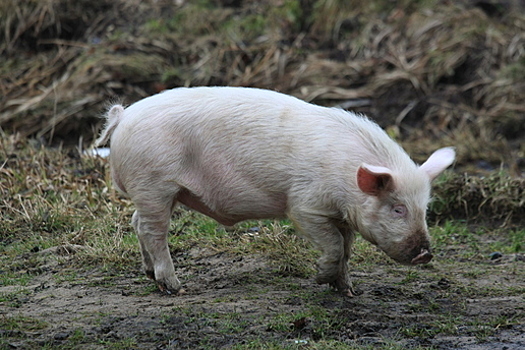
168;211;319;278
0;314;47;333
431;220;525;262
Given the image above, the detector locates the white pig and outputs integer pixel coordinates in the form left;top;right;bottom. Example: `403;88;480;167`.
96;86;455;297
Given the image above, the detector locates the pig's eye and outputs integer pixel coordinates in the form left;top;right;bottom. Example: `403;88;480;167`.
392;204;407;217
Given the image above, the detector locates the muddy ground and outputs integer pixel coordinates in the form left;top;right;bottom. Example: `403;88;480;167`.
2;243;523;349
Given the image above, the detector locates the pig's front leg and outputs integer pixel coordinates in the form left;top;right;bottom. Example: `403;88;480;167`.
328;224;355;296
290;210;355;297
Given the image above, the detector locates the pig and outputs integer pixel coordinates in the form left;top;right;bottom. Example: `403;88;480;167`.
95;86;455;297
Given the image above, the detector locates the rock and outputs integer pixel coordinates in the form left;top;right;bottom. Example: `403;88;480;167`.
489;252;503;260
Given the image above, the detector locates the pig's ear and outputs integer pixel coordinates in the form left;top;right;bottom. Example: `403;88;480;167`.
357;164;395;196
420;147;456;181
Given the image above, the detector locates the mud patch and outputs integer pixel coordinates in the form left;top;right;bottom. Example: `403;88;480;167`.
1;247;523;349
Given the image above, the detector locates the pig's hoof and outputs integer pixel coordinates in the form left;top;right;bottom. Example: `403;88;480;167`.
317;275;356;297
341;288;354;297
145;270;156;280
315;272;336;286
156;281;182;296
328;281;355;297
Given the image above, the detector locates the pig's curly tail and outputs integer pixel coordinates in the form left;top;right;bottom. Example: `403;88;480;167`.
95;104;124;147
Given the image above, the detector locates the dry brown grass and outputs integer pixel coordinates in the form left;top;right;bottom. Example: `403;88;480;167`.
430;170;525;225
0;133;140;267
0;0;524;174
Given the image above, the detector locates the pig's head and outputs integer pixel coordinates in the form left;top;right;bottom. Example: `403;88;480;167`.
355;147;455;265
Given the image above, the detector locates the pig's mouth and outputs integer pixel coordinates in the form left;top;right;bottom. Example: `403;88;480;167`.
410;248;433;265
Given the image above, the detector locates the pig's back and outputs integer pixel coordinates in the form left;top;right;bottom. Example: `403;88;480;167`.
114;86;349;167
116;86;394;162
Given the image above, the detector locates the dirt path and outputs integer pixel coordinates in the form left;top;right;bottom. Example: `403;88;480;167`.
1;247;523;349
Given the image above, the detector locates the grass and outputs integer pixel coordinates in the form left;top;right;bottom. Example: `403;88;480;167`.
0;315;48;332
0;0;523;174
431;220;525;260
1;138;523;285
430;171;525;224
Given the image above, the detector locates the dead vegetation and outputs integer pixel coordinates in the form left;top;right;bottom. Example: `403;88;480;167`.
0;1;524;220
0;0;523;172
430;171;525;225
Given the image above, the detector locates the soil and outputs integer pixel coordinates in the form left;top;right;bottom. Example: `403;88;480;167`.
1;246;523;349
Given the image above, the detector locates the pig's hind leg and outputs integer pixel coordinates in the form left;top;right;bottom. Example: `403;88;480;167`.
290;211;354;297
132;191;181;294
132;211;155;280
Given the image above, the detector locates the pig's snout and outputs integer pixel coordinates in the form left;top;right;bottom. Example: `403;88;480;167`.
382;244;433;266
381;232;433;266
410;248;433;265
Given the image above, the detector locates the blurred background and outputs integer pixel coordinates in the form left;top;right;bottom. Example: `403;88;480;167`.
1;0;524;175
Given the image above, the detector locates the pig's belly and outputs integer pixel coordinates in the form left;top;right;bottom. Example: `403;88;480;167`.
176;188;288;226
